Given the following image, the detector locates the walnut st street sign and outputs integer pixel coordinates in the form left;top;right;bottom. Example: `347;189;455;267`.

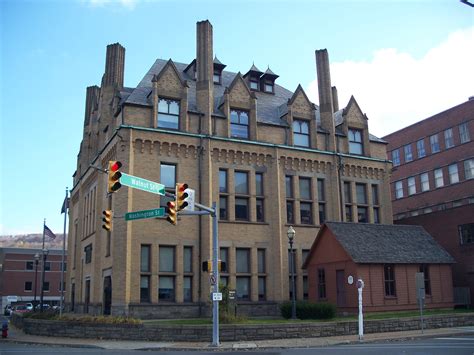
120;173;165;195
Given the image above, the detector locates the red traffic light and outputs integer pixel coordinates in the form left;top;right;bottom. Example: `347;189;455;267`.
110;161;122;172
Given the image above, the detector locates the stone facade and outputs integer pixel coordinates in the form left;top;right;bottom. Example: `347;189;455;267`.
66;20;392;318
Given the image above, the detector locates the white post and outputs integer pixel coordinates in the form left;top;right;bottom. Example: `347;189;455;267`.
357;279;364;341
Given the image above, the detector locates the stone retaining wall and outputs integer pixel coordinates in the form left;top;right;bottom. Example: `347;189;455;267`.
11;313;474;342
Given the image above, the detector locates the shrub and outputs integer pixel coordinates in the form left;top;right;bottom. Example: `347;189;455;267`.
280;301;336;320
23;312;141;324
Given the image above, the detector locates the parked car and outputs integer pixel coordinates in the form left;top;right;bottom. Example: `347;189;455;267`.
3;305;12;316
13;304;30;313
25;303;33;311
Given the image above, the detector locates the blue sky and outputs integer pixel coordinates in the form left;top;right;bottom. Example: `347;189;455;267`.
1;0;473;235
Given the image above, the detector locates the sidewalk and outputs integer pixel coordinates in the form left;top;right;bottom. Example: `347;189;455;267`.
2;322;474;350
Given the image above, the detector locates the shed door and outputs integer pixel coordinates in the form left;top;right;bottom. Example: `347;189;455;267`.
336;270;346;307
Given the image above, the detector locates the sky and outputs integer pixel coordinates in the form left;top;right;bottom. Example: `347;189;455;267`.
1;0;473;236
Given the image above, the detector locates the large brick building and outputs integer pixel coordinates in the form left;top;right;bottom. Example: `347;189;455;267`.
66;20;392;318
0;248;66;309
383;99;474;306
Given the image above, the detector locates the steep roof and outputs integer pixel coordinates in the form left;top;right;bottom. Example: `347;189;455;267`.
304;222;454;267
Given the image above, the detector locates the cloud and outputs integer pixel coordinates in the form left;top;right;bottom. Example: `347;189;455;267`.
81;0;140;10
307;27;474;138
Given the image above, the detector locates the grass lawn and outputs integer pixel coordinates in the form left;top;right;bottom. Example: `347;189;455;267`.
142;308;472;326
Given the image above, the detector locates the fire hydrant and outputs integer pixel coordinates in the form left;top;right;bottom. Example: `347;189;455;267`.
1;320;8;338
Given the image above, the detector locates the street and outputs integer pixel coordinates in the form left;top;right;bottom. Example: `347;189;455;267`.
0;336;473;354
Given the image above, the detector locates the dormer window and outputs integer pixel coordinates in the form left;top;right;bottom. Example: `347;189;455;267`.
264;81;274;93
250;79;259;90
348;128;363;155
213;72;221;84
230;109;249;139
158;98;180;130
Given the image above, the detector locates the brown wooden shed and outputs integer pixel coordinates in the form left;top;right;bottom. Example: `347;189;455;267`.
302;222;455;313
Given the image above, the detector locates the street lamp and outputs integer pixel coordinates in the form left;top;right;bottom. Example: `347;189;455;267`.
39;249;49;313
33;253;40;309
287;226;297;320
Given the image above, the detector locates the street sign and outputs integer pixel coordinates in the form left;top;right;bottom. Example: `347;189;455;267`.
125;208;165;221
228;290;236;300
209;273;217;286
212;292;222;301
120;173;165;195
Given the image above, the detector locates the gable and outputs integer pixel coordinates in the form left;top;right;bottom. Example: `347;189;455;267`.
229;75;252;108
343;96;368;128
154;61;184;97
291;91;313;118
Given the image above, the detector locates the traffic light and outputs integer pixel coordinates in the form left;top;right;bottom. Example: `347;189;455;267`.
218;260;227;272
166;200;177;225
202;260;211;272
107;161;122;193
176;183;189;211
102;210;113;231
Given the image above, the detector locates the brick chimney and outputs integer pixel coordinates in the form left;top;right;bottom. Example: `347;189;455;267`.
84;85;100;126
196;20;214;134
315;49;336;151
102;43;125;88
332;86;339;112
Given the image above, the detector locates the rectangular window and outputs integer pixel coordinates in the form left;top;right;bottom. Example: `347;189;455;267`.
257;249;266;274
459;223;474;245
219;169;228;220
160;163;176;208
219;170;227;193
286;176;293;198
317;179;326;225
158;276;175;301
419;264;431;296
444;128;454;149
183;246;192;273
421;172;430;191
464;159;474;179
348;129;363;155
159;246;175;272
384;264;396;297
449;164;459;184
258;249;266;301
372;185;380;224
258;277;266;301
417;139;426;158
395;181;404;199
219;196;228;220
236;248;250;273
220;248;229;274
235;171;249;221
45;262;51;271
140;276;150;302
430;134;440;153
299;177;311;200
84;244;92;264
250;80;258;90
300;202;312;225
408;176;416;195
256;173;264;222
293;119;310;147
264;82;274;93
344;182;353;222
459;122;470;143
318;268;326;299
392;149;400;166
286;201;294;224
158;98;179;130
26;261;34;270
286;176;294;223
230;109;249;139
357;207;368;223
43;281;50;292
300;177;312;224
356;184;367;204
141;245;151;272
213;72;221;84
236;277;250;300
183;276;192;302
434;168;444;188
373;207;380;224
404;144;413;162
24;281;32;291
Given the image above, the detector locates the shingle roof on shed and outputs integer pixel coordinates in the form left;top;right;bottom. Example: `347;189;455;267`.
315;222;454;265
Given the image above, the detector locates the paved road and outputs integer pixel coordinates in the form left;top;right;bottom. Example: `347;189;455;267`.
1;336;473;354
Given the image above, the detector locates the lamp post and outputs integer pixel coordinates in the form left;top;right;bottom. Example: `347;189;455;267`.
33;253;40;309
39;248;49;313
287;226;297;320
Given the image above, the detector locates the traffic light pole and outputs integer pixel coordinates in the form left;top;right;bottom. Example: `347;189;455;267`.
179;201;219;347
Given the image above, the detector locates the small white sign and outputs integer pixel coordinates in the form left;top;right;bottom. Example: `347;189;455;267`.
348;276;354;285
212;292;222;301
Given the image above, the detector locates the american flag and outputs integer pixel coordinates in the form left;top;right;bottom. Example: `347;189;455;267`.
44;225;56;239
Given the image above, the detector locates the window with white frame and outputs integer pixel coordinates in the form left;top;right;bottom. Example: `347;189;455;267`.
464;159;474;179
444;128;454;149
408;177;416;195
459;122;470;143
417;139;426;158
230;109;249;139
404;144;413;162
434;168;444;188
293;119;310;147
421;172;430;192
392;149;400;166
448;164;459;184
158;98;180;130
348;129;363;155
395;181;403;199
430;134;440;153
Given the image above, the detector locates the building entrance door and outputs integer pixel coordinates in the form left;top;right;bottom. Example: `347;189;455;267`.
103;276;112;315
336;270;346;307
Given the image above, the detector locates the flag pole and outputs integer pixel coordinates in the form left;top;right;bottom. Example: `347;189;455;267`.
60;187;68;317
40;219;46;312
